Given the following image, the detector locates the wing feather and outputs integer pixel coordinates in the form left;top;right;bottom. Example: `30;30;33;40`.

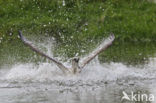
18;31;69;73
80;34;115;68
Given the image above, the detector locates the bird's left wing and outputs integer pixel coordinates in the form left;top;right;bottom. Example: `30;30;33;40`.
80;34;115;68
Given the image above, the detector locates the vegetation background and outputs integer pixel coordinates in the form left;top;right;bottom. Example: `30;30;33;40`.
0;0;156;67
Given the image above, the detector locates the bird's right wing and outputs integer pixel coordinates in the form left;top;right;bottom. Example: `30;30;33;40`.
18;31;70;73
80;34;115;68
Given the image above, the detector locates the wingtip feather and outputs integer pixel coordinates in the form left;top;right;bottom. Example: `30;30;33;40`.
108;33;115;42
18;30;25;41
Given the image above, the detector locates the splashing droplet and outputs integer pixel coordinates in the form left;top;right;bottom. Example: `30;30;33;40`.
62;0;66;6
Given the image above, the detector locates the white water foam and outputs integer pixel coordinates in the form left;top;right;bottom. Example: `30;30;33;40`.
0;57;156;83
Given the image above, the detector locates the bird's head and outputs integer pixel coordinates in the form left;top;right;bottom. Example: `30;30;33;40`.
72;57;79;63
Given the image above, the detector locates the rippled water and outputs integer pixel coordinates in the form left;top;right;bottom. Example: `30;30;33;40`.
0;57;156;103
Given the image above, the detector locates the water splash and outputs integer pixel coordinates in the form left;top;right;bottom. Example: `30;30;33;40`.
1;56;156;103
1;57;156;83
1;35;156;86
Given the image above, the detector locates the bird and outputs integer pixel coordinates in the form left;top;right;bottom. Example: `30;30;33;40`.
18;31;115;74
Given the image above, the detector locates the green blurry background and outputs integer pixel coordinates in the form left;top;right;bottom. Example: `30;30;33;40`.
0;0;156;67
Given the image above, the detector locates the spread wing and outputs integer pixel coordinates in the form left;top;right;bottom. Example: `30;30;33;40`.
18;31;70;73
80;34;115;68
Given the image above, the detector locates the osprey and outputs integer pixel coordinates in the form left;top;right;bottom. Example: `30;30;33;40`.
18;31;115;74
